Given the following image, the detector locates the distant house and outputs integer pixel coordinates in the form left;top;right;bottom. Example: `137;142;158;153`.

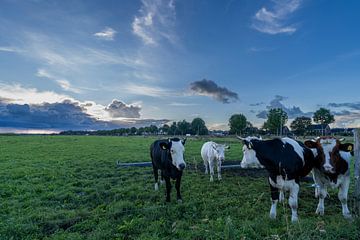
308;124;331;136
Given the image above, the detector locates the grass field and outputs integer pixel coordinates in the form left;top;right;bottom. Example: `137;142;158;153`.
0;135;359;239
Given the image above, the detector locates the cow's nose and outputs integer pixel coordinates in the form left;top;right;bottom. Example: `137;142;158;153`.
324;165;334;173
179;163;186;170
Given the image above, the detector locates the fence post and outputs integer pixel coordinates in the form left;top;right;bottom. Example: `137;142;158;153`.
354;129;360;215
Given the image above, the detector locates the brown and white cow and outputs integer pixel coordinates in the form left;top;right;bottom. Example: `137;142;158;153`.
304;137;354;219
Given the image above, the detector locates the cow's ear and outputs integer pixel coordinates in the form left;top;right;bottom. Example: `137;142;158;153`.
339;143;354;153
304;140;317;149
160;142;170;150
182;138;187;145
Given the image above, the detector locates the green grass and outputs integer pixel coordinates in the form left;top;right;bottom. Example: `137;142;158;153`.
0;135;359;239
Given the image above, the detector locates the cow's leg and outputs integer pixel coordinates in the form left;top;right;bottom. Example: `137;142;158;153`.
209;159;215;182
160;172;164;185
312;170;320;198
164;176;171;202
279;190;284;203
316;184;327;215
338;176;351;219
288;182;299;223
217;159;222;181
204;158;209;174
175;175;182;203
152;164;159;191
269;181;279;219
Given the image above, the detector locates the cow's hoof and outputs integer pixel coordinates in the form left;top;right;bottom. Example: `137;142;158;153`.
269;212;276;219
343;213;352;219
315;208;324;215
205;170;208;174
154;183;159;191
218;176;222;181
291;215;298;223
177;199;183;203
160;180;164;185
210;176;214;182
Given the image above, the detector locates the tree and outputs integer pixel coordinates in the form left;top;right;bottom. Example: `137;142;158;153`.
263;108;288;135
168;122;178;135
177;120;191;135
290;116;312;136
191;118;208;135
313;108;335;135
160;124;170;135
228;114;247;135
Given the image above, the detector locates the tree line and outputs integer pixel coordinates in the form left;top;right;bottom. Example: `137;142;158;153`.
60;107;336;136
60;118;209;136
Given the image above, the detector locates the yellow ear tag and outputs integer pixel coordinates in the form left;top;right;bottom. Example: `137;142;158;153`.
348;145;353;151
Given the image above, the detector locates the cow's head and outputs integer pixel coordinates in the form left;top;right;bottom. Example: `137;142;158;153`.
237;136;264;168
160;138;186;170
304;137;353;174
212;143;230;162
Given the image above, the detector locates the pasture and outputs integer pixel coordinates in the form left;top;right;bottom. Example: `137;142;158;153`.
0;135;359;239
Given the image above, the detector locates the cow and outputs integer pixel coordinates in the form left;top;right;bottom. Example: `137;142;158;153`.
150;138;186;202
238;136;316;222
304;137;354;219
240;136;264;169
201;141;230;182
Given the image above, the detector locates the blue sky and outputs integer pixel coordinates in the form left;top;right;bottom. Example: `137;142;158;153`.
1;0;360;132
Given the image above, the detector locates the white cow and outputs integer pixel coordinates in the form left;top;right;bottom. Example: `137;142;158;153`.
201;141;229;182
240;136;264;169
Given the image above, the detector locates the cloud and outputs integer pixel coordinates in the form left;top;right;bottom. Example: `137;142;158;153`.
132;0;177;46
0;83;168;131
0;82;75;104
0;100;103;130
327;102;360;127
256;95;312;119
328;102;360;110
168;102;199;106
190;79;239;103
249;102;265;106
36;68;82;94
122;83;175;97
0;46;22;53
94;27;117;40
105;99;141;118
252;0;301;35
333;112;360;128
12;32;146;73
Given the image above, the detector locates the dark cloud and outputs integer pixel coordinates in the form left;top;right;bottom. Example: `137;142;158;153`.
328;102;360;110
190;79;238;103
0;99;168;131
105;99;141;118
256;95;313;119
249;102;265;107
332;110;352;116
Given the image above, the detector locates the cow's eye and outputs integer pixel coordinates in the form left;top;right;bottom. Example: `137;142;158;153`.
171;149;174;153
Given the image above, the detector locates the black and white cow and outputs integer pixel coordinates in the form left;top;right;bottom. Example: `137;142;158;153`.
150;138;186;202
304;137;354;219
238;136;316;222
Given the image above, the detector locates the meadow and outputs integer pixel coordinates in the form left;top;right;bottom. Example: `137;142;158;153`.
0;135;359;239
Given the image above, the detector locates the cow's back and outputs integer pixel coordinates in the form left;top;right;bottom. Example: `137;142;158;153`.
201;141;214;161
254;139;306;180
